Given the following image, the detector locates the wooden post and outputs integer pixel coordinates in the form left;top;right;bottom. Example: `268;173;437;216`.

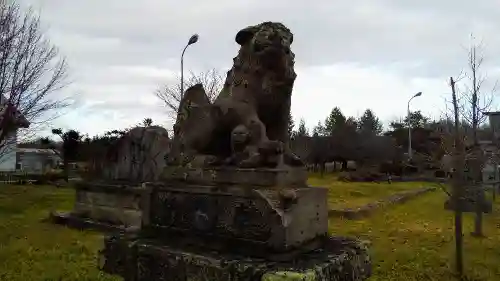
494;162;499;202
450;76;464;276
493;183;496;201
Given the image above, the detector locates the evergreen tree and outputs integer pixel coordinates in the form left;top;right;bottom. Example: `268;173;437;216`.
345;116;359;133
143;118;153;127
405;110;429;128
296;119;309;137
358;109;383;135
389;111;429;130
324;107;346;135
288;112;295;139
312;121;326;137
52;129;81;181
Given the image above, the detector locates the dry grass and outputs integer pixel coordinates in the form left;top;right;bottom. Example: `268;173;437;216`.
308;174;428;209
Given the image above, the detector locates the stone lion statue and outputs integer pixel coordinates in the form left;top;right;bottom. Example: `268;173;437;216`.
170;22;302;168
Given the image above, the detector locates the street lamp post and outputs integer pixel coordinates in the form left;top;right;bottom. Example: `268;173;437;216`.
407;92;422;161
180;34;199;99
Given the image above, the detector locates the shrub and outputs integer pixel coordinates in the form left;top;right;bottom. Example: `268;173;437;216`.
379;162;404;176
33;171;66;185
337;171;351;182
403;164;419;174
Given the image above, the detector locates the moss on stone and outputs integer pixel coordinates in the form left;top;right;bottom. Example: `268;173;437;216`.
262;270;316;281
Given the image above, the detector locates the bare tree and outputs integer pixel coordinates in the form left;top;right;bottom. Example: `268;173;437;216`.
460;38;495;137
154;68;224;122
432;40;498;275
459;37;496;237
437;38;496;239
0;2;68;160
424;76;468;278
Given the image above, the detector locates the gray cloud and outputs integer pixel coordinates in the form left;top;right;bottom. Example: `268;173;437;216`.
16;0;500;136
35;0;500;69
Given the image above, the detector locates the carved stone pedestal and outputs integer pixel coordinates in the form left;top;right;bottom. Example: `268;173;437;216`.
98;167;372;280
49;181;149;232
142;181;328;260
99;234;371;281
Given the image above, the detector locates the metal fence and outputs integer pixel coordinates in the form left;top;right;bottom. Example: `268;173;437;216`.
0;171;32;184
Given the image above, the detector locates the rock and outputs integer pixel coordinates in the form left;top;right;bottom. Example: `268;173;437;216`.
54;179;68;188
92;126;170;182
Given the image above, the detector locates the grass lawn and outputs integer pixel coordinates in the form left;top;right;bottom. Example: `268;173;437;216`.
330;191;500;281
308;174;430;209
0;185;119;281
1;183;500;280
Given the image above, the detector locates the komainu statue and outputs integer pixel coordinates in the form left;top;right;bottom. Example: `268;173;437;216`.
170;22;303;168
98;22;372;281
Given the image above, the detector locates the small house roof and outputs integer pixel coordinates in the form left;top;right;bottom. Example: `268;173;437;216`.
16;148;60;155
485;111;500;116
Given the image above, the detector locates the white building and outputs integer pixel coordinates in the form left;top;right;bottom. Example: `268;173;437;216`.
16;148;61;174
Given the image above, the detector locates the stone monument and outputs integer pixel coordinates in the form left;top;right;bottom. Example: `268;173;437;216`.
50;126;171;232
99;22;371;281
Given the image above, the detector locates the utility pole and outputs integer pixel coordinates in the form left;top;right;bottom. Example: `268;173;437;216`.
180;34;199;99
407;92;422;160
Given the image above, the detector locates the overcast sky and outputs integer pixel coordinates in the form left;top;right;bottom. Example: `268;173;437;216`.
17;0;500;137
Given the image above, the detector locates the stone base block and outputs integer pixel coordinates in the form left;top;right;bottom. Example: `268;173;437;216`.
99;234;371;281
162;167;308;187
48;181;150;232
444;199;492;213
49;211;139;233
143;183;328;258
72;202;143;227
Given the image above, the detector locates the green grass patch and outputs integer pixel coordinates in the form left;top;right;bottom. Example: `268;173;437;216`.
1;183;499;280
330;191;500;281
308;175;429;209
0;185;119;281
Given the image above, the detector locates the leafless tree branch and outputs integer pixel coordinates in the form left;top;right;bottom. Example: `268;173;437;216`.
154;68;224;123
0;2;69;160
458;37;495;131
